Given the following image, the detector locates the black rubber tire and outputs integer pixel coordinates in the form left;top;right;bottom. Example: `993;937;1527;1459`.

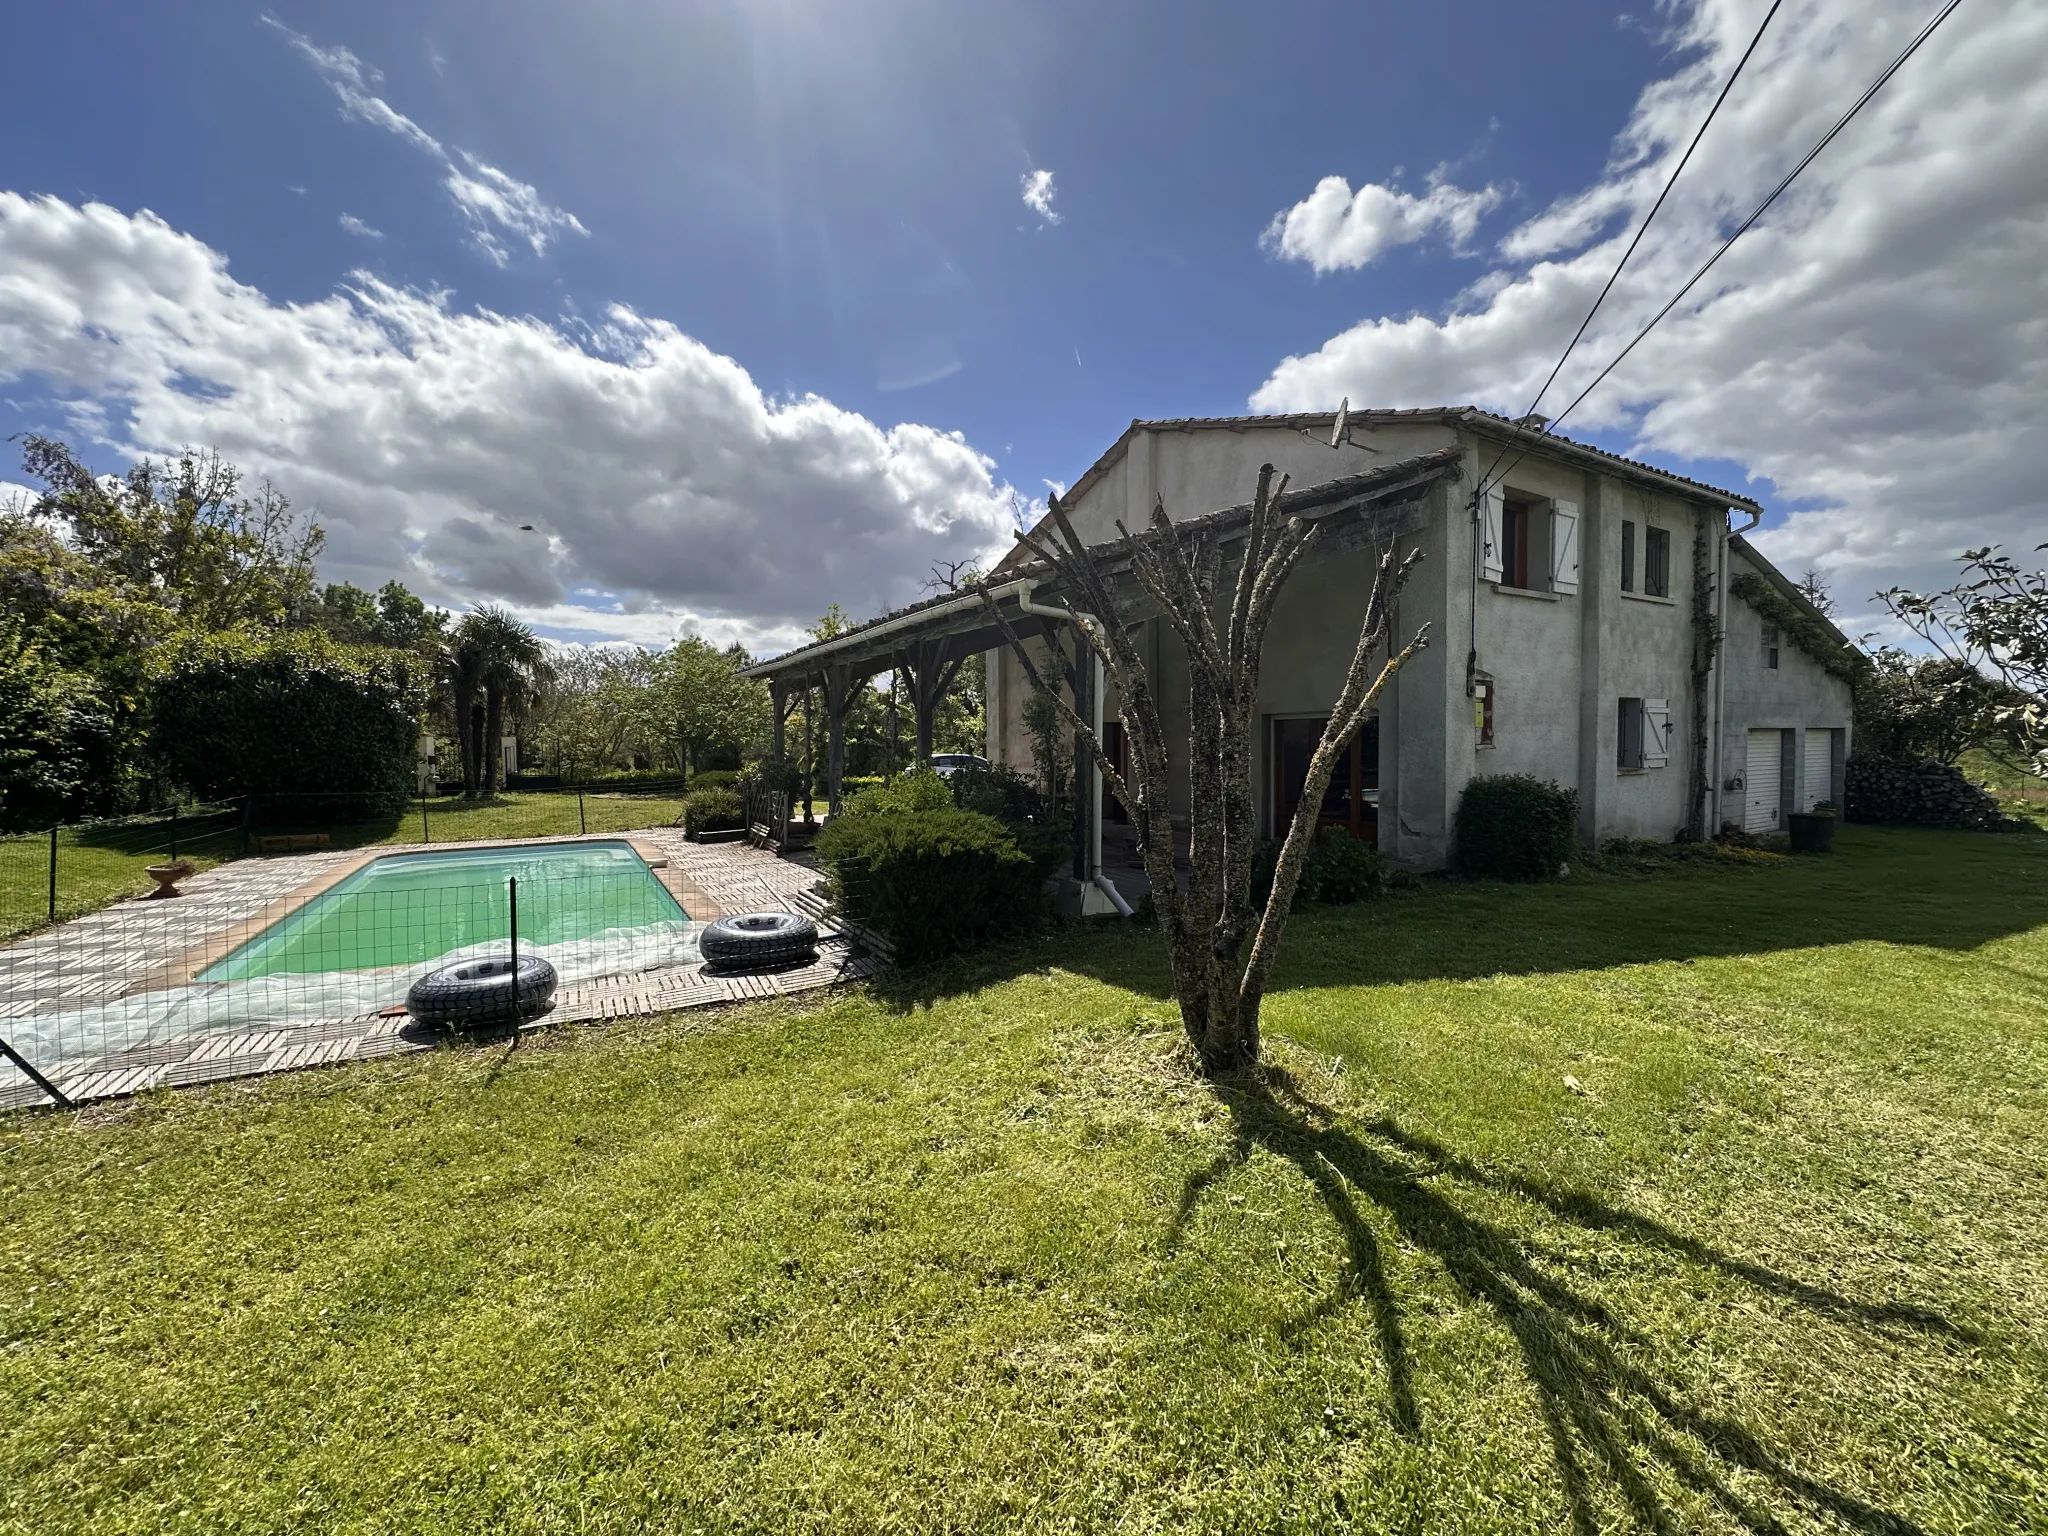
699;911;818;970
406;954;558;1029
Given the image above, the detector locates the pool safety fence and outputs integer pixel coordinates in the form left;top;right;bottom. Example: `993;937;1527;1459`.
0;866;701;1109
0;789;707;943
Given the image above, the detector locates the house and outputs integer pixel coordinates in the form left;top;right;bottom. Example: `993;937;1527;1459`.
742;408;1853;895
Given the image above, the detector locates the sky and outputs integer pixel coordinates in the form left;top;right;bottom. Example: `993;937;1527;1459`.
0;0;2041;655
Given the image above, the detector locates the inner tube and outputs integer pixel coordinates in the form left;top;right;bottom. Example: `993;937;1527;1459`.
406;954;558;1029
699;911;818;971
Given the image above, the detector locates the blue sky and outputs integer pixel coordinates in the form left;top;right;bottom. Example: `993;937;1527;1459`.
1;1;2041;647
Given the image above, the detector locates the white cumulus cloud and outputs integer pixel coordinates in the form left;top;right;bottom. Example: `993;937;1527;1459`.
1262;174;1504;272
337;213;383;240
0;195;1026;650
1021;169;1060;225
1252;0;2048;634
263;15;587;266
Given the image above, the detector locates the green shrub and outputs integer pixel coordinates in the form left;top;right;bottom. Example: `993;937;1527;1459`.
946;762;1044;824
736;756;803;802
148;629;423;818
1454;774;1580;881
1252;827;1393;908
681;786;744;835
817;806;1039;963
841;769;953;818
687;769;740;791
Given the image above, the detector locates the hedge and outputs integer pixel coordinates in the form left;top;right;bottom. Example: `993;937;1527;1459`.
1454;774;1580;881
681;786;745;835
818;805;1039;963
148;630;423;818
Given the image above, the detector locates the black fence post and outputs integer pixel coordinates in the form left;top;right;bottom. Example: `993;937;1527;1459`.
47;825;58;924
507;874;520;1047
239;796;252;859
168;808;179;863
0;1034;72;1111
578;789;587;835
421;792;431;845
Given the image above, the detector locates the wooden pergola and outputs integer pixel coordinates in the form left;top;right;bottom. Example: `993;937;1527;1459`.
739;445;1466;822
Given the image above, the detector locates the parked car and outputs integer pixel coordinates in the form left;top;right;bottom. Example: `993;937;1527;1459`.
928;754;990;778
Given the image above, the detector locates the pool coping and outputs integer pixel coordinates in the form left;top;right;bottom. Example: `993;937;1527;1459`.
129;834;726;995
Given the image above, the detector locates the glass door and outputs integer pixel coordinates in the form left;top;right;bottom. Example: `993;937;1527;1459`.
1271;716;1378;844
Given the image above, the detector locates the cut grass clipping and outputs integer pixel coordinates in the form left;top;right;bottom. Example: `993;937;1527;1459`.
2;825;2045;1532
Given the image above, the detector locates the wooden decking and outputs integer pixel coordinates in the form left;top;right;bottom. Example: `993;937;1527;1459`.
0;829;874;1112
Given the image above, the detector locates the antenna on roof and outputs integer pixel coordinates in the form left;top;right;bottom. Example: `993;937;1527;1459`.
1330;397;1349;448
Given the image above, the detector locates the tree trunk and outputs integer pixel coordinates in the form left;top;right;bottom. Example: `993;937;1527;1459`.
482;687;505;798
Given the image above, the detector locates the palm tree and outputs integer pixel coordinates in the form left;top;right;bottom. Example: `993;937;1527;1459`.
440;608;549;799
438;626;487;799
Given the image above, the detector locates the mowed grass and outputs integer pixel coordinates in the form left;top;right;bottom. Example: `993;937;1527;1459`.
0;793;688;940
2;826;2045;1533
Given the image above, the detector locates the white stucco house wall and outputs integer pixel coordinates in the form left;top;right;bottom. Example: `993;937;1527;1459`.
976;409;1855;869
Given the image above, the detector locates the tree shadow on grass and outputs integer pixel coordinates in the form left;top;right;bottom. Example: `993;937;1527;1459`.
1170;1067;1973;1535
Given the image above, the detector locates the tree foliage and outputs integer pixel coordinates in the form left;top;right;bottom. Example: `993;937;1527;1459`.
1881;544;2048;780
648;637;770;774
0;619;118;830
18;436;322;632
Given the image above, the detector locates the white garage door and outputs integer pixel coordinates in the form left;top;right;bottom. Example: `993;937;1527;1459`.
1745;729;1783;833
1801;729;1833;812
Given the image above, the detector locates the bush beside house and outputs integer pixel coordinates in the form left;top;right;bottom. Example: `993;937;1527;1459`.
1454;775;1580;881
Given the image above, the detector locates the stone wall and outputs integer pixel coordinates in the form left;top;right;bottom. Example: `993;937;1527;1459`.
1844;755;2008;830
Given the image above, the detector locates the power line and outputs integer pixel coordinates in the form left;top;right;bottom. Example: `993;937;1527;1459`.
1514;0;1784;437
1479;0;1966;499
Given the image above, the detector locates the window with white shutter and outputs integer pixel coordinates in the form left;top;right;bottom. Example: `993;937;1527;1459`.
1549;500;1580;595
1480;487;1505;583
1642;698;1671;768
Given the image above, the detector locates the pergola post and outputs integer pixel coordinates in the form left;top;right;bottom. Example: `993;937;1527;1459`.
822;663;853;816
897;639;965;767
769;678;791;762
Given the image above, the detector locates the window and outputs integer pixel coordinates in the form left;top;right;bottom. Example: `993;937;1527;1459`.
1620;520;1636;592
1618;697;1643;769
1472;675;1495;748
1500;500;1534;589
1617;697;1671;770
1272;716;1379;843
1762;623;1780;670
1644;526;1671;598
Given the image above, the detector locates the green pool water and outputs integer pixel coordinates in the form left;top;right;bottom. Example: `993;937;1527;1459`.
197;841;688;982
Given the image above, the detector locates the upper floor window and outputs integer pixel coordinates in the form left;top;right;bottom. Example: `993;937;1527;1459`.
1501;498;1536;589
1763;623;1781;670
1482;491;1579;595
1644;526;1672;598
1620;520;1636;592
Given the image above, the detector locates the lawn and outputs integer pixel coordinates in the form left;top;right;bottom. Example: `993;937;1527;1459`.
0;793;688;940
2;825;2044;1533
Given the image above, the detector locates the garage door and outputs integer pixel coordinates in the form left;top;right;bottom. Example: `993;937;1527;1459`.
1745;729;1783;833
1801;729;1833;812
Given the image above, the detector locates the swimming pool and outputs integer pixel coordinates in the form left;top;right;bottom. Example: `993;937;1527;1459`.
200;840;689;981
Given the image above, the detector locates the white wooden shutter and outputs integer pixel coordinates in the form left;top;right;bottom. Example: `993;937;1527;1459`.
1480;487;1505;583
1642;698;1671;769
1549;500;1580;595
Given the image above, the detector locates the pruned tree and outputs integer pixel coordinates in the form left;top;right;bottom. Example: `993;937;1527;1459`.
988;464;1427;1075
